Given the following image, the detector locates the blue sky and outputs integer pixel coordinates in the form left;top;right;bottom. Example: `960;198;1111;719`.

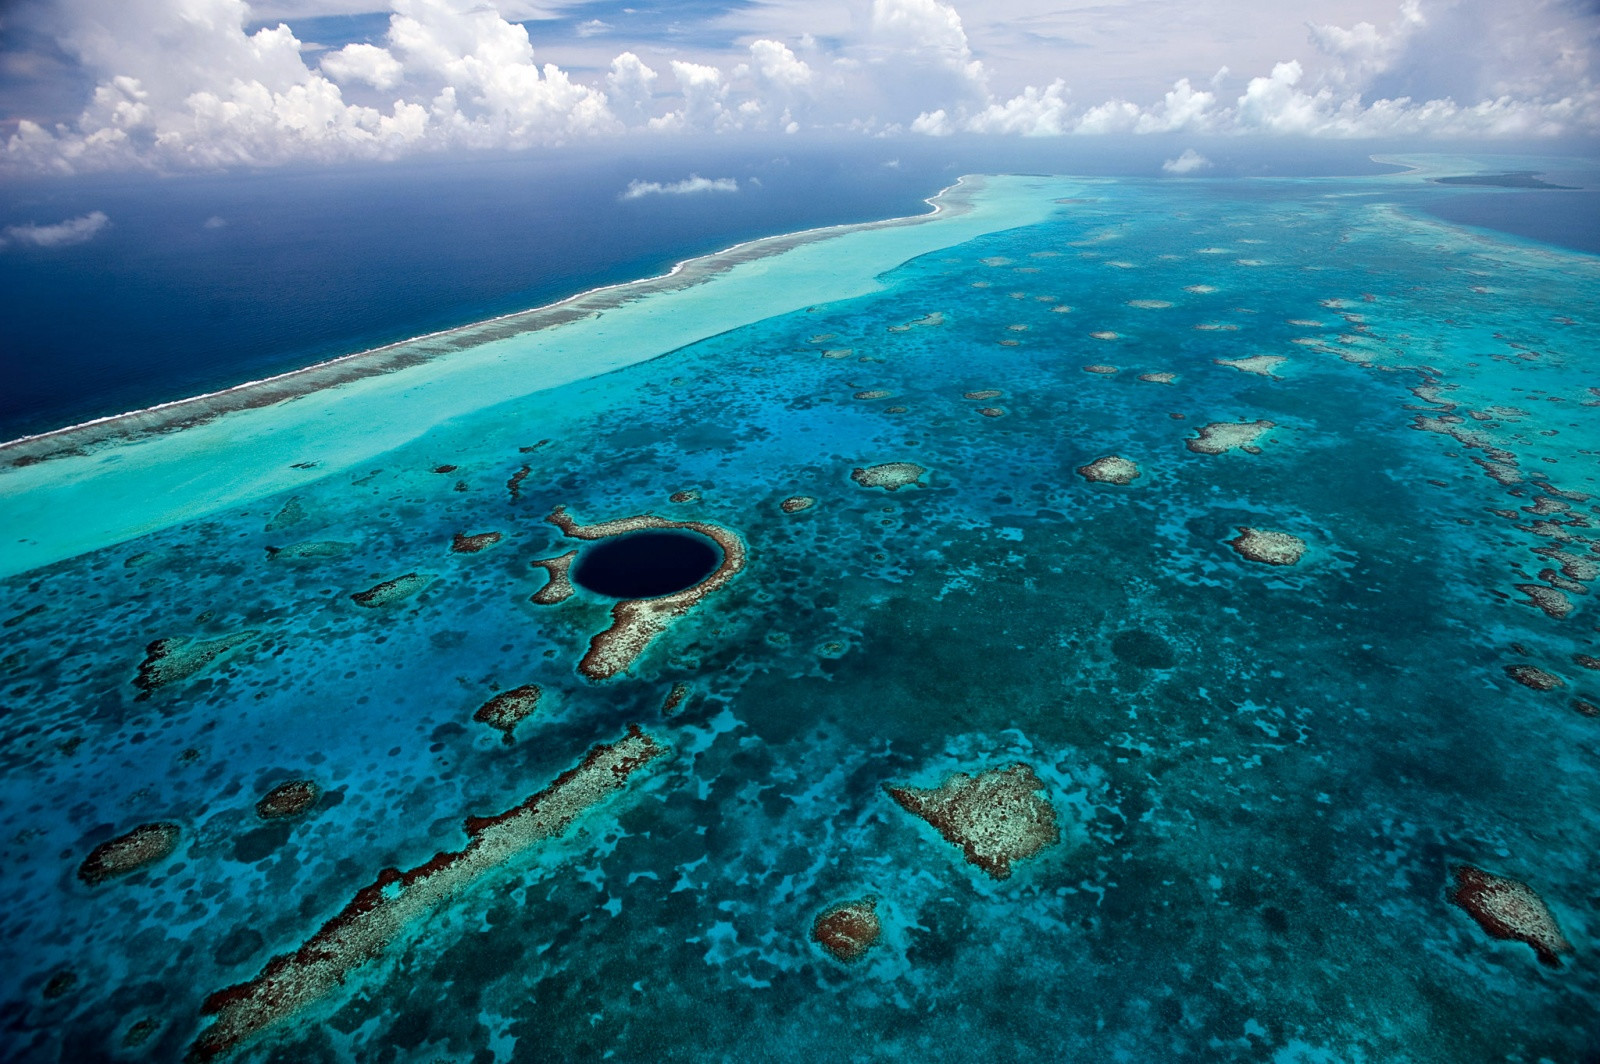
1;0;1596;174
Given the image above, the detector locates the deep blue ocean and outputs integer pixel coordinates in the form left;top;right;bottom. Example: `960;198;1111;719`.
10;136;1584;442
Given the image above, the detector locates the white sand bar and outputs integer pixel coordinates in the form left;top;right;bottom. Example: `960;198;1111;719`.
0;175;1070;578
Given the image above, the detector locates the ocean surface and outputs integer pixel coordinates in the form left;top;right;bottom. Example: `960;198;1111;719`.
0;154;1597;1062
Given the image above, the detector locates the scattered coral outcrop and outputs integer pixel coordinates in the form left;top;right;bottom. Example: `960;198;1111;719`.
1448;864;1573;968
1504;664;1564;691
188;727;667;1062
886;764;1059;880
1229;528;1306;566
451;532;502;554
781;496;816;514
529;550;578;605
473;684;542;744
134;632;256;697
1186;420;1275;455
350;573;432;608
78;822;181;885
1216;355;1287;378
256;780;320;820
811;897;881;962
851;463;925;491
963;390;1003;401
1077;456;1142;485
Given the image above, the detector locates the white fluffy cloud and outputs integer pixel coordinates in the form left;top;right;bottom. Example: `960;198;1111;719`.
1;210;110;248
621;175;740;199
2;0;1596;173
1162;148;1211;173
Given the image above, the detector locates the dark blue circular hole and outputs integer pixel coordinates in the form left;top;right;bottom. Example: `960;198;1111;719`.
570;530;722;599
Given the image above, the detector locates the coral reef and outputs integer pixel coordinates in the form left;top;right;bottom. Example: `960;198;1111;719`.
78;822;181;886
134;632;256;696
1215;355;1287;378
781;496;816;514
963;390;1003;400
266;542;352;561
1077;456;1142;485
548;508;746;681
188;727;667;1062
1513;584;1573;619
256;780;320;820
473;684;542;744
1448;865;1572;968
886;764;1059;880
350;574;432;608
1229;528;1307;566
888;312;944;332
853;390;892;400
661;681;691;718
450;532;502;554
977;407;1005;418
506;465;530;500
1186;420;1275;455
528;550;578;605
1504;664;1564;691
669;489;701;503
811;898;881;963
264;497;305;532
851;463;925;491
1137;372;1175;384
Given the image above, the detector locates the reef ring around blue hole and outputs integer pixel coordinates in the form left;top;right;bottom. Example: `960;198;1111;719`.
569;530;723;599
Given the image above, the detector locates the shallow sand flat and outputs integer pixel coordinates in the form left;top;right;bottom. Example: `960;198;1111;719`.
0;175;1069;578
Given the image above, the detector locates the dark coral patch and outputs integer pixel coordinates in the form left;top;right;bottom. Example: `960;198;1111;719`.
811;897;881;963
886;764;1059;880
133;632;256;697
1448;864;1572;968
351;573;431;608
451;531;503;554
473;684;542;744
78;822;181;885
256;779;320;820
1504;664;1564;691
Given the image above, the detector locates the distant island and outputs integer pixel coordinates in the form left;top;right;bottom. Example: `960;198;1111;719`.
1434;170;1578;189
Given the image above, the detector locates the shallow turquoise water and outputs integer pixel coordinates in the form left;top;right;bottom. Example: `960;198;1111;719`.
1;172;1597;1062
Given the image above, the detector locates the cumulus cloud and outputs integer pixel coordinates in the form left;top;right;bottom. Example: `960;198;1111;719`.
1162;148;1211;174
621;175;740;199
1;210;110;248
1;0;1596;174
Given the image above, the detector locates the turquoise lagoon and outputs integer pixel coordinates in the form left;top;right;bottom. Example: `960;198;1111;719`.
0;161;1597;1061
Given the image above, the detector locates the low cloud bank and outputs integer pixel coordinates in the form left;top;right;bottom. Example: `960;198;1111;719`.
622;175;740;199
0;211;110;248
1162;149;1212;174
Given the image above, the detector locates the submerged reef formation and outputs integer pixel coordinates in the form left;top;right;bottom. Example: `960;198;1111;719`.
811;898;881;963
78;822;181;886
473;684;542;744
450;531;502;554
1448;865;1573;968
1215;355;1288;378
780;496;816;514
188;727;667;1062
528;550;578;605
888;311;944;332
264;497;305;532
265;541;352;561
350;573;431;608
1186;420;1275;455
851;463;925;491
1229;528;1307;566
133;632;256;697
1137;372;1176;384
963;389;1003;400
886;764;1059;880
1077;456;1142;485
256;780;320;820
1504;664;1564;691
547;508;746;681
